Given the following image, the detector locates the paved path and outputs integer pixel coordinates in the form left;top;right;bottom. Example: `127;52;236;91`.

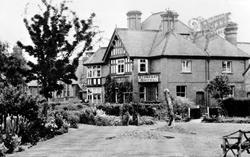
7;122;250;157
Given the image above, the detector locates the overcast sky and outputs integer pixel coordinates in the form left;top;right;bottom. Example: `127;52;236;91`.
0;0;250;49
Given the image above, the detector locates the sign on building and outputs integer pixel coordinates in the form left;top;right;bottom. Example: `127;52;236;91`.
188;12;231;37
138;74;159;83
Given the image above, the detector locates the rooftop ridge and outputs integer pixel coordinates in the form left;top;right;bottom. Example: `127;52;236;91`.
116;27;159;32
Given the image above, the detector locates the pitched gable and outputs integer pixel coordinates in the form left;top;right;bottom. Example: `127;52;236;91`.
116;28;157;57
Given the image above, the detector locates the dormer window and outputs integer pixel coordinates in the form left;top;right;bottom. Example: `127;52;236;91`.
138;59;148;73
181;60;191;73
222;61;232;73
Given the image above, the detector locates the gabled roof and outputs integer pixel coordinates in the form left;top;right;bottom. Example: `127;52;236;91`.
149;31;207;57
84;47;106;65
194;35;250;58
116;28;157;57
141;12;192;34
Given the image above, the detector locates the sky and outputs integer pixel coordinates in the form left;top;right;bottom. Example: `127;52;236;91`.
0;0;250;51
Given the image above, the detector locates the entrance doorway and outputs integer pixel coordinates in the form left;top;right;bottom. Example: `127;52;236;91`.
196;91;206;114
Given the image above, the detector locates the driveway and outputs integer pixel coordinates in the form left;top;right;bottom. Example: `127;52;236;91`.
8;122;250;157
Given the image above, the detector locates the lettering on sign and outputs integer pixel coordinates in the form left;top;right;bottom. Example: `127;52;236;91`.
138;75;159;82
188;12;231;37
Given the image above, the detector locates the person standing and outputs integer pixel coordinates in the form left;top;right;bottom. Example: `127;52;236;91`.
163;88;175;126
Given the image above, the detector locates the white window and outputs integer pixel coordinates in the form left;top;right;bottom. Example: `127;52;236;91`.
222;61;232;73
138;59;148;73
176;86;186;97
181;60;191;73
117;59;125;74
87;66;101;78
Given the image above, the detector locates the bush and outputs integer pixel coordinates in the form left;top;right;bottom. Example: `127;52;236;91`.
54;102;85;111
94;110;122;126
79;107;96;125
96;103;122;116
221;98;250;117
65;111;80;128
2;134;21;154
138;116;155;125
174;97;196;118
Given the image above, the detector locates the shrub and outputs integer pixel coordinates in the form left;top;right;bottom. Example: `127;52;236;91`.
138;116;155;125
174;97;196;118
96;103;122;116
79;107;96;125
2;134;21;154
65;111;80;128
221;98;250;117
94;110;122;126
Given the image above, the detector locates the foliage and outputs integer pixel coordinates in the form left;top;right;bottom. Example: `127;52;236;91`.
79;107;96;125
17;0;97;98
173;97;196;119
104;75;116;103
94;110;122;126
221;97;250;117
2;134;21;154
138;116;155;125
205;74;231;103
104;75;133;103
0;43;29;87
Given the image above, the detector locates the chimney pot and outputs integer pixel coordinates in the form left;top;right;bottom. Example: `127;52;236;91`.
161;10;179;33
127;10;142;30
224;22;238;45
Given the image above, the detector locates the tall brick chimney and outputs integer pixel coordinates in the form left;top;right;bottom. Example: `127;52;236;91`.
224;22;238;45
161;10;178;33
127;10;142;30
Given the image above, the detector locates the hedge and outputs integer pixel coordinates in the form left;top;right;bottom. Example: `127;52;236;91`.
222;97;250;117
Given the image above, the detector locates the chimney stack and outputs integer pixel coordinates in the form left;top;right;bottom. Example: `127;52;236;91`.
224;22;238;45
127;10;142;30
161;10;178;33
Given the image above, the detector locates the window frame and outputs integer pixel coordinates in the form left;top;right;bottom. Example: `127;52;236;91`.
117;59;125;74
222;61;232;73
176;85;186;97
181;60;192;73
138;59;148;73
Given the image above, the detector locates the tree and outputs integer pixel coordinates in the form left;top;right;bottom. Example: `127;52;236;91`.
205;74;231;103
0;42;8;83
17;0;97;99
4;46;30;87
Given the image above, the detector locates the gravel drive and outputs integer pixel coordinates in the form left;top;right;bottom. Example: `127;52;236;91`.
7;121;250;157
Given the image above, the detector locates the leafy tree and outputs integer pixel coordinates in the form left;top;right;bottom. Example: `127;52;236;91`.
4;46;30;87
17;0;97;98
205;74;231;103
0;42;8;83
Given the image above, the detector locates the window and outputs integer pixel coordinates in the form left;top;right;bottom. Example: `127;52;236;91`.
138;59;148;73
117;59;125;74
222;61;232;73
228;85;235;97
176;86;186;97
139;87;146;101
87;66;101;78
181;60;191;73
